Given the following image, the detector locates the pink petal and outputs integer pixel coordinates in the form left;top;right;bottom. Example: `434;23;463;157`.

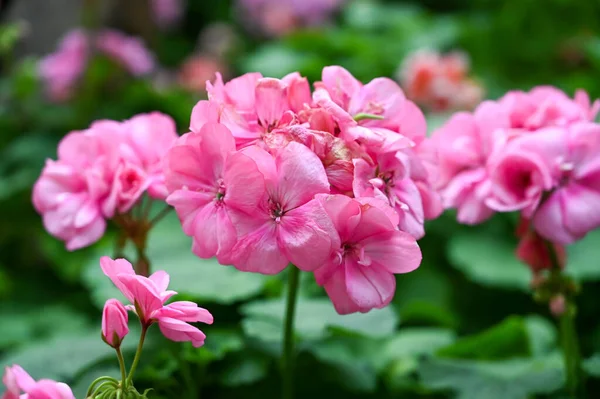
157;317;207;348
230;221;289;274
164;144;214;192
192;201;237;259
117;274;163;322
275;142;330;210
349;200;398;243
345;259;396;311
148;270;170;293
190;100;220;132
317;194;361;242
278;200;337;271
559;183;600;241
240;145;278;183
348;77;405;118
223;152;266;214
321;66;362;109
532;191;577;244
198;122;237;175
323;267;362;315
166;189;213;235
224;72;262;111
355;197;400;226
65;216;106;251
156;301;214;324
362;230;421;274
255;78;289;128
99;257;135;303
396;100;427;144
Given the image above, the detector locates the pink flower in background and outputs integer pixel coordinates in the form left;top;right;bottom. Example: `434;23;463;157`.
515;216;566;273
314;195;421;314
230;142;336;274
96;30;155;76
102;299;129;348
178;55;225;92
499;86;600;131
100;257;213;347
33;113;177;250
151;0;184;29
164;123;266;262
431;101;510;224
1;366;74;399
237;0;345;36
38;29;88;102
398;49;484;112
32;127;118;250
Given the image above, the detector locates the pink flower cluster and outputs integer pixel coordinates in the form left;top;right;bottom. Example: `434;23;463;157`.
1;365;74;399
237;0;345;37
164;66;440;314
32;112;178;250
39;29;155;102
151;0;185;30
432;86;600;265
101;257;214;347
397;49;484;112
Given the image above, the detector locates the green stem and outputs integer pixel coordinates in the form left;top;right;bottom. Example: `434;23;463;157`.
281;266;301;399
115;347;128;388
544;240;583;398
560;307;582;398
127;326;148;385
149;205;172;227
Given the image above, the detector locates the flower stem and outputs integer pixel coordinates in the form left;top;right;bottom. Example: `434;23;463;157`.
115;347;127;388
545;240;583;398
149;205;172;227
127;326;148;385
282;266;300;399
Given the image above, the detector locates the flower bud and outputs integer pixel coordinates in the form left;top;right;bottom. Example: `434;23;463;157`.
550;295;566;317
102;299;129;348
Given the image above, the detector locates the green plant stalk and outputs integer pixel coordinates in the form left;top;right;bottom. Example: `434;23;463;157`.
116;347;128;388
545;240;583;398
127;326;148;385
282;266;301;399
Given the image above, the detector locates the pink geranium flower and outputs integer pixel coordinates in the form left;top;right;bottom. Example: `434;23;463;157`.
230;142;336;274
100;257;213;347
314;195;422;314
96;30;155;76
431;100;510;224
38;29;88;102
102;299;129;348
164;123;266;262
2;365;74;399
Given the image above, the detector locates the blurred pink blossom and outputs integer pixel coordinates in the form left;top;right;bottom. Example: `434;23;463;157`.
151;0;184;29
96;29;155;76
2;365;74;399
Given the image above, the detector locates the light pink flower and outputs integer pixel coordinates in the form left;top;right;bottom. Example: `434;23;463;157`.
38;29;88;102
32;125;120;250
96;30;155;76
2;366;73;399
431;101;510;224
100;256;213;347
229;142;336;274
499;86;600;131
314;194;421;314
178;55;225;92
164;123;266;262
397;49;483;112
532;123;600;244
151;0;184;29
102;299;129;348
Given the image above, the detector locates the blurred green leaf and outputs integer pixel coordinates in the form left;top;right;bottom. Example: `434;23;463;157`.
241;296;398;342
418;352;564;399
0;330;138;384
436;316;530;360
83;212;270;307
0;304;89;350
240;44;319;78
447;232;530;291
524;315;557;356
583;353;600;377
186;329;245;364
566;229;600;281
218;354;270;386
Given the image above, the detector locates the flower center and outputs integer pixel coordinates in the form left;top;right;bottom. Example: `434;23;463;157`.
269;199;285;222
342;243;372;266
214;179;226;205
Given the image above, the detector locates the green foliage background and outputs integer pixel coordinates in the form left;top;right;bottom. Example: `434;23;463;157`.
1;0;600;398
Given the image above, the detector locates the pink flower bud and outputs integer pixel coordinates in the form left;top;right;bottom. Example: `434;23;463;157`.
550;295;566;317
102;299;129;348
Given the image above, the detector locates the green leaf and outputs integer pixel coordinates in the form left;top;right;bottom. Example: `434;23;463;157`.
241;296;398;342
218;354;270;386
240;44;318;78
185;329;245;364
419;352;565;399
447;232;530;291
437;316;530;361
0;303;90;350
82;212;269;307
0;330;137;383
524;315;557;356
583;353;600;377
566;229;600;281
